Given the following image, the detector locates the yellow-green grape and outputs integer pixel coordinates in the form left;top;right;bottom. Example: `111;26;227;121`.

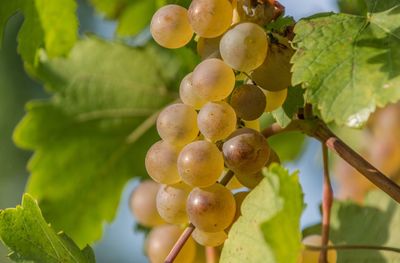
179;73;207;110
220;22;268;72
192;229;227;247
222;128;270;174
178;140;224;187
251;39;294;91
244;119;261;131
156;182;192;224
235;171;264;189
198;101;237;142
197;36;222;60
146;225;196;263
145;140;181;184
229;84;266;120
192;58;235;102
157;103;199;146
232;191;249;223
298;235;337;263
187;183;236;232
188;0;233;38
264;88;288;112
225;173;245;190
150;5;194;49
129;180;164;227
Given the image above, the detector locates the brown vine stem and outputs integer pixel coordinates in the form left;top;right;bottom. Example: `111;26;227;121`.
206;247;219;263
164;170;235;263
319;144;333;263
261;119;400;204
306;244;400;254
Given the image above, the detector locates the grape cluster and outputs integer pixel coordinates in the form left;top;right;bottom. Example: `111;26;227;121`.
130;0;295;262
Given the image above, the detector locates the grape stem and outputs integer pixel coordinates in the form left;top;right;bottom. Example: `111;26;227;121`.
206;246;219;263
305;244;400;254
319;144;333;263
262;118;400;204
164;170;235;263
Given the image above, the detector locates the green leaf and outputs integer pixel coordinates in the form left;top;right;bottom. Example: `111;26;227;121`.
116;1;155;37
267;132;306;162
0;0;78;66
265;16;296;34
220;164;304;263
0;194;95;263
271;86;304;128
304;190;400;262
13;37;195;246
292;1;400;127
337;0;368;15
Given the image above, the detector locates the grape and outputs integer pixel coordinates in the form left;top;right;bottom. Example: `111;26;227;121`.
192;229;227;247
225;174;245;190
198;101;237;142
229;84;266;120
146;225;196;263
179;73;207;110
235;171;264;189
197;36;221;60
244;119;260;131
157;103;199;146
298;235;337;263
222;128;270;174
145;140;181;184
264;88;288;112
156;182;192;224
188;0;233;38
192;58;235;102
251;38;294;91
267;149;281;165
220;22;268;72
129;180;164;227
226;190;249;231
178;140;224;187
150;5;194;49
187;183;236;232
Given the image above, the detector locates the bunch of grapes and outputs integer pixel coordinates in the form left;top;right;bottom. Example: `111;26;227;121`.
128;0;318;262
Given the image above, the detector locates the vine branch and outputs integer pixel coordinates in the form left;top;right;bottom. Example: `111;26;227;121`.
306;244;400;254
262;118;400;204
319;144;333;263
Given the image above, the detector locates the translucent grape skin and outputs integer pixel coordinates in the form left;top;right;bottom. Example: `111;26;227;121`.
192;229;227;247
235;171;264;189
177;140;224;187
297;235;337;263
198;101;237;142
226;190;249;231
251;39;294;91
264;88;288;112
229;84;266;120
187;183;236;232
146;225;196;263
129;180;164;227
197;36;221;60
192;58;235;102
150;5;194;49
188;0;233;38
156;182;192;224
156;103;199;146
222;128;270;175
145;140;181;184
179;73;207;110
220;22;268;72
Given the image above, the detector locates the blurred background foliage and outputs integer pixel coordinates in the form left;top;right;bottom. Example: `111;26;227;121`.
0;0;353;262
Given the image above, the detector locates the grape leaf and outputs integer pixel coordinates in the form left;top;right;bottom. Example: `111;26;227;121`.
304;190;400;262
0;0;77;66
337;0;368;15
13;37;195;247
89;0;191;37
220;165;304;263
267;132;306;162
0;194;95;263
292;0;400;127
